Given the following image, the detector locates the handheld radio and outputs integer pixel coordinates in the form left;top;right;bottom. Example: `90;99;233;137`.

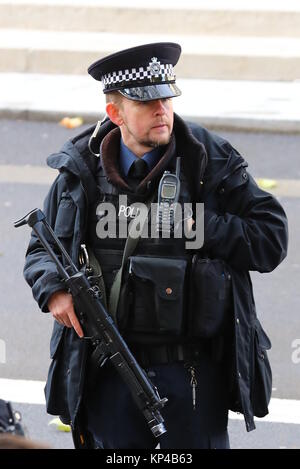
156;157;181;234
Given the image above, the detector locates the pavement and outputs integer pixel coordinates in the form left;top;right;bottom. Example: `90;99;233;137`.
1;73;300;133
2;29;300;81
2;0;300;85
2;389;300;449
1;1;300;133
2;0;300;37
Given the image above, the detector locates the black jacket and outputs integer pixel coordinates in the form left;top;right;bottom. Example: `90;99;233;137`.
24;114;288;431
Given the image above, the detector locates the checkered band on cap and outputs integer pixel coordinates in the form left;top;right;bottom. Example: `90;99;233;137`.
102;62;175;91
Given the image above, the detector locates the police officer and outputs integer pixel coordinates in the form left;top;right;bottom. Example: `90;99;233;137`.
23;43;288;449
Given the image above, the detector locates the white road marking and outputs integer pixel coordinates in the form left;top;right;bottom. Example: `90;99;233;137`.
0;378;46;405
1;377;300;425
0;165;55;185
229;398;300;425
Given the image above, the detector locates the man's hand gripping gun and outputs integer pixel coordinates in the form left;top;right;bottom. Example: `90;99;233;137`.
14;208;168;438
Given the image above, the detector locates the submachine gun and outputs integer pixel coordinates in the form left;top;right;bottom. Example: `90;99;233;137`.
14;208;168;438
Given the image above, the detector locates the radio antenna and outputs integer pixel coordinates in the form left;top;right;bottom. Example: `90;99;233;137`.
176;157;181;177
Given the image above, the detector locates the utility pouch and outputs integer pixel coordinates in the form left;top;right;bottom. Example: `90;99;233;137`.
251;318;272;417
188;256;232;338
121;256;188;335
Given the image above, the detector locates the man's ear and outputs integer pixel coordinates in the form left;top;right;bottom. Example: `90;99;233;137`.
106;102;123;126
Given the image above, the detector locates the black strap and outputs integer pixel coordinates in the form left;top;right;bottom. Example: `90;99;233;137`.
130;343;210;367
108;195;154;322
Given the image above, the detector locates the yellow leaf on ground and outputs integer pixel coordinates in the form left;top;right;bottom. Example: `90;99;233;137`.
256;178;278;190
48;417;71;433
59;117;83;129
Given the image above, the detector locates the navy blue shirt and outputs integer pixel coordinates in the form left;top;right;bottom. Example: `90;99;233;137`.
119;138;163;178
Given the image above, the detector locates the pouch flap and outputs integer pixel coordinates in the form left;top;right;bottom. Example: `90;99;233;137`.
216;162;248;195
156;284;180;301
54;193;76;237
129;256;187;301
254;318;272;350
196;258;226;276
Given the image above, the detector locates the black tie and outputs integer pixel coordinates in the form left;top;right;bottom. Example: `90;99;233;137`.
128;159;148;188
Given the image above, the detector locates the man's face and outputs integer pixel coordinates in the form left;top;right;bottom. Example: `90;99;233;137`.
114;96;174;156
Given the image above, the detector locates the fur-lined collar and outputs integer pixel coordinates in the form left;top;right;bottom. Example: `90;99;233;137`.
47;113;208;201
98;114;208;199
100;127;177;194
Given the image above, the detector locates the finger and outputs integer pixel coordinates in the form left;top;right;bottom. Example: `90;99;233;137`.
63;317;73;328
53;315;64;326
68;311;84;338
53;314;71;328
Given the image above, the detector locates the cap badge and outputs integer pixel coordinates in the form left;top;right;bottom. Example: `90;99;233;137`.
149;57;161;76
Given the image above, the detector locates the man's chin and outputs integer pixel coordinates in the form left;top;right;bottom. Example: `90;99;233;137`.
144;139;169;149
146;133;171;148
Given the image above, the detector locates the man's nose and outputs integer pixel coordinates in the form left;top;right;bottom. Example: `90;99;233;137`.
153;99;167;115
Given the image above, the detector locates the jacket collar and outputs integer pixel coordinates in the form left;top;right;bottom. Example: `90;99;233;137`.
99;126;177;194
48;113;251;203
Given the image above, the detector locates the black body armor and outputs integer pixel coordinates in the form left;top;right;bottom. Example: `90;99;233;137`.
86;159;194;345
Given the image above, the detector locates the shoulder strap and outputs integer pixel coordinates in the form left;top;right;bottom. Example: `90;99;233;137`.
108;195;154;323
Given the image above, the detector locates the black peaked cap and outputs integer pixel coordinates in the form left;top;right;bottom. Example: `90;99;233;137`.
87;42;182;102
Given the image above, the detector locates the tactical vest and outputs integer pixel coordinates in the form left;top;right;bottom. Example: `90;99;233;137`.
87;155;191;280
86;159;194;344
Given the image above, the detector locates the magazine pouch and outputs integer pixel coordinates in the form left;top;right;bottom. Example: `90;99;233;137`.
123;256;188;335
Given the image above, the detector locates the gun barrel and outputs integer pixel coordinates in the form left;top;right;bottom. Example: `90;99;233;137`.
67;271;167;436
